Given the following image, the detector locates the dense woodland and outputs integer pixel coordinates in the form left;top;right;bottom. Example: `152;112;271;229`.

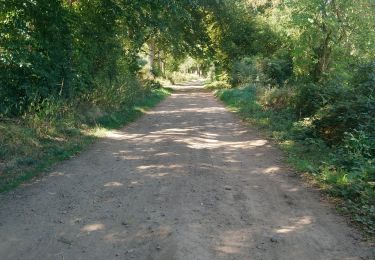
0;1;374;233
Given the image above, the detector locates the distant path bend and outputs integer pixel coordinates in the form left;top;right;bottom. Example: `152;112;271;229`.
0;81;373;259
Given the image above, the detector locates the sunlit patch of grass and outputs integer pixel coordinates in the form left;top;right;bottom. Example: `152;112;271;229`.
83;127;108;138
204;81;231;90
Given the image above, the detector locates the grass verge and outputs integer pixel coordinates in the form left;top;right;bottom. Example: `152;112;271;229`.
212;84;375;237
0;88;171;193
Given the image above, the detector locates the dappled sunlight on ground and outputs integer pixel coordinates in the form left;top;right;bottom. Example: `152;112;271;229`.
215;228;252;255
275;216;314;234
148;106;227;115
144;172;170;178
0;82;370;260
263;166;281;174
104;181;123;187
81;223;105;233
49;172;65;177
181;138;268;150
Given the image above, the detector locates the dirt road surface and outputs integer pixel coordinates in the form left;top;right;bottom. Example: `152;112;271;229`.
0;81;373;259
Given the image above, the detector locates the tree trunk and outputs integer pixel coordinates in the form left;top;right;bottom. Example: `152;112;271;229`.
148;39;155;76
313;31;332;82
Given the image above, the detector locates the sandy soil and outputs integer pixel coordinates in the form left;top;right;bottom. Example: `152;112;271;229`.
0;81;373;260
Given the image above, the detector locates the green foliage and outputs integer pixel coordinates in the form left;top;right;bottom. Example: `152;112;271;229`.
285;0;375;81
0;87;170;192
262;56;293;86
212;1;375;231
230;55;293;87
260;87;295;111
1;0;375;235
313;62;375;143
293;83;324;117
205;81;231;90
352;61;375;94
215;83;375;234
0;0;213;117
230;57;259;86
0;0;72;115
335;131;375;173
166;72;201;84
143;79;163;90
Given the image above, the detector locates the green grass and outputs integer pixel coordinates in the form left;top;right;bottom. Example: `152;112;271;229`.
0;88;171;193
214;84;375;237
204;80;231;90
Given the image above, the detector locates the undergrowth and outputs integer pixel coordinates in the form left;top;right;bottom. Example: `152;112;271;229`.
213;84;375;236
0;88;171;193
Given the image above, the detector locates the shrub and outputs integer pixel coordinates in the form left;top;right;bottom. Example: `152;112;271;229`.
230;57;259;86
293;83;324;118
143;79;163;90
313;62;375;144
334;131;375;175
313;95;375;144
262;57;293;87
260;87;295;111
0;0;72;116
205;81;231;90
231;55;293;87
352;61;375;94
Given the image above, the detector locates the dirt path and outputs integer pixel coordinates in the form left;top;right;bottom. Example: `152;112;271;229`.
0;81;373;260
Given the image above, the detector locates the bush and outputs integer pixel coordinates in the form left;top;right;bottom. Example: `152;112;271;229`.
205;81;231;90
0;0;72;116
352;61;375;93
335;131;375;174
262;57;293;86
313;62;375;144
231;56;293;87
313;95;375;144
219;60;375;234
293;83;324;118
230;57;259;86
260;87;295;111
143;79;163;90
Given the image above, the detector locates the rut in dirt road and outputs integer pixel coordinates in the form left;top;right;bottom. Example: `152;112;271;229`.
0;81;373;260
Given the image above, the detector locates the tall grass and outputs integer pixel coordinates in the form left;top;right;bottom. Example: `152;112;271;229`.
0;88;171;193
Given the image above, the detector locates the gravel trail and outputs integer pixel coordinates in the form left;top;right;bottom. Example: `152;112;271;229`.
0;81;373;259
